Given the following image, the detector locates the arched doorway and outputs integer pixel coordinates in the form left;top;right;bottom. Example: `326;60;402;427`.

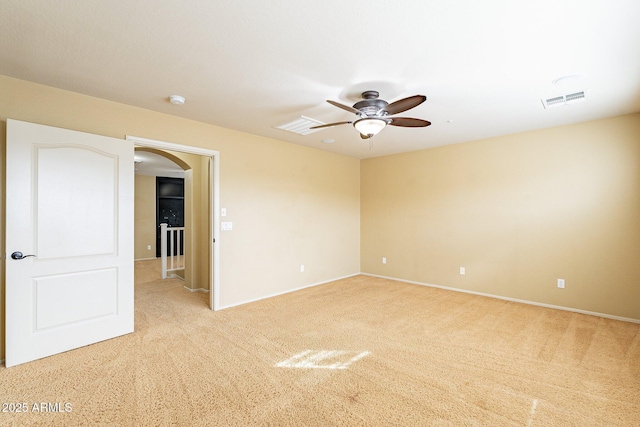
133;147;212;300
128;135;220;311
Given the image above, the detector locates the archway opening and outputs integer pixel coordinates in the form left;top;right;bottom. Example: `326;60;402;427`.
133;148;211;297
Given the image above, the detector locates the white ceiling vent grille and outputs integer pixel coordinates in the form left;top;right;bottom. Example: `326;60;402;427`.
541;91;587;109
275;116;325;135
565;91;586;103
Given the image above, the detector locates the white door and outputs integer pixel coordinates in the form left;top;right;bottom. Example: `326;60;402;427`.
5;119;134;367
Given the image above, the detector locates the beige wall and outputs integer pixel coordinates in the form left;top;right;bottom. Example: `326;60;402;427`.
134;174;157;260
196;155;211;290
361;113;640;320
0;76;361;360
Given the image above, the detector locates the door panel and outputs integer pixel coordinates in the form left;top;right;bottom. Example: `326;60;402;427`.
5;119;134;367
34;268;118;330
36;146;117;258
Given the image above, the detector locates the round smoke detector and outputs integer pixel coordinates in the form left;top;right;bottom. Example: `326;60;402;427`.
169;95;185;105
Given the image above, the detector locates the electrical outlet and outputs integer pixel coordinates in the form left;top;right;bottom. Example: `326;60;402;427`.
557;278;565;289
300;264;305;273
460;267;465;275
147;245;151;251
382;257;386;264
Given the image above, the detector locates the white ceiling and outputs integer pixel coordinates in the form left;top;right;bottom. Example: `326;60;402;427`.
2;1;639;159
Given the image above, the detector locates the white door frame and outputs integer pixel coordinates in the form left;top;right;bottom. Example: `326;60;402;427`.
126;135;220;311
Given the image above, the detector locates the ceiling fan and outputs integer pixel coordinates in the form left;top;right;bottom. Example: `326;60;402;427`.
310;90;431;139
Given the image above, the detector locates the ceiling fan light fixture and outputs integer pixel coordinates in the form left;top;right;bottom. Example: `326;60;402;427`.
318;91;429;140
353;118;387;137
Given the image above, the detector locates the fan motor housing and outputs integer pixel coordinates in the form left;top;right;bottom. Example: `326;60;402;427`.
353;91;388;116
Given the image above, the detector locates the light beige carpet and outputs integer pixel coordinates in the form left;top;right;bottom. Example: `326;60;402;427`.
1;265;639;426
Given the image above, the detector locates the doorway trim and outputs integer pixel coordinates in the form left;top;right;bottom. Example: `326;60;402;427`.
126;135;220;311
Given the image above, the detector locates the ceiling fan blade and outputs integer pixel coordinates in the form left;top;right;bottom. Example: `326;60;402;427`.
327;100;360;114
382;95;426;115
388;117;432;127
309;121;352;130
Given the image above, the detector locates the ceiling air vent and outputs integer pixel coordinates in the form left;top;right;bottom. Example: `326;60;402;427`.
275;116;325;135
541;91;587;109
565;91;586;103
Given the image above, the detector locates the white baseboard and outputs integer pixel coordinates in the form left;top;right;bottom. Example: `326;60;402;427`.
184;286;209;293
217;273;360;310
135;257;158;261
162;273;207;293
362;273;640;324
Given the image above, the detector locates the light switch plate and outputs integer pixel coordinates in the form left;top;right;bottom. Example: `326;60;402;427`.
221;221;233;231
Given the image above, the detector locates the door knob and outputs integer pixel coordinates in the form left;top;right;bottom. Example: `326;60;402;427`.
11;251;36;260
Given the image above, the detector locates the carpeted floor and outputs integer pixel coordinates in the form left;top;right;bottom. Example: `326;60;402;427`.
1;261;639;426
